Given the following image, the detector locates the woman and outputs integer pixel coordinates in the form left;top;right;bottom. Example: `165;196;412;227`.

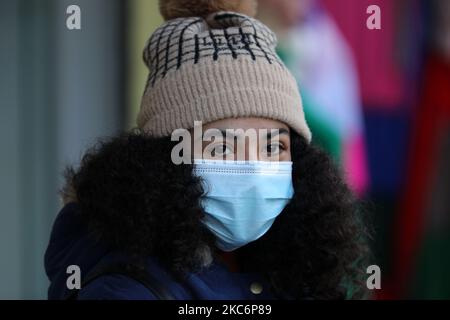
45;0;371;300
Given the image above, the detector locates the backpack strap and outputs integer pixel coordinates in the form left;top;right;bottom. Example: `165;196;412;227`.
65;262;175;300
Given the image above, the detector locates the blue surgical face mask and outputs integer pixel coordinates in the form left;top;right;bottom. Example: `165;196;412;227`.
193;159;294;252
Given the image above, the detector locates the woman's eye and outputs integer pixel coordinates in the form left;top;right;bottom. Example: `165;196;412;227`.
211;144;233;157
266;143;282;155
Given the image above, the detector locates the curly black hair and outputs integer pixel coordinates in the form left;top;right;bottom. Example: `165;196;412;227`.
63;130;372;300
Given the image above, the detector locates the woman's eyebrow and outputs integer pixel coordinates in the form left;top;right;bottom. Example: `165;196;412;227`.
267;128;289;139
203;128;289;139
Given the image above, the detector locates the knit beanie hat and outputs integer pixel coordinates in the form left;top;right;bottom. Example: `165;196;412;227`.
137;0;312;142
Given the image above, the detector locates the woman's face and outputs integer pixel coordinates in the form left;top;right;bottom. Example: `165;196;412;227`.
199;117;291;161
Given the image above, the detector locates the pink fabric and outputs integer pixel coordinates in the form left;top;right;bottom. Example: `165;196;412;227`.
343;133;370;196
320;0;406;108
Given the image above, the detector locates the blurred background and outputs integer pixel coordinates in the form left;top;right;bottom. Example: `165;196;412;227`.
0;0;449;299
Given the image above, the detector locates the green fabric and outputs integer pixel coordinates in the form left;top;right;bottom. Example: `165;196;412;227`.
276;46;342;162
410;232;450;299
302;93;342;162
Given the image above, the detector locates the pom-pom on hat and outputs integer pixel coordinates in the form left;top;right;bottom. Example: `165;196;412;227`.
159;0;258;20
137;0;312;142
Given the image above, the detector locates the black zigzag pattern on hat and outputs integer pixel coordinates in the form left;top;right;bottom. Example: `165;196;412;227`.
143;12;283;89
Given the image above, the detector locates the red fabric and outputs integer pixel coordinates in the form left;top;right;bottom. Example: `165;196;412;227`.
383;53;450;298
320;0;407;108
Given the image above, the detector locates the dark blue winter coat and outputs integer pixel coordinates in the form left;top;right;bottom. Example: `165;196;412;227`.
45;203;275;300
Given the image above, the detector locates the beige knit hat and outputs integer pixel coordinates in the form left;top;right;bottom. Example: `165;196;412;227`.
137;0;311;142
